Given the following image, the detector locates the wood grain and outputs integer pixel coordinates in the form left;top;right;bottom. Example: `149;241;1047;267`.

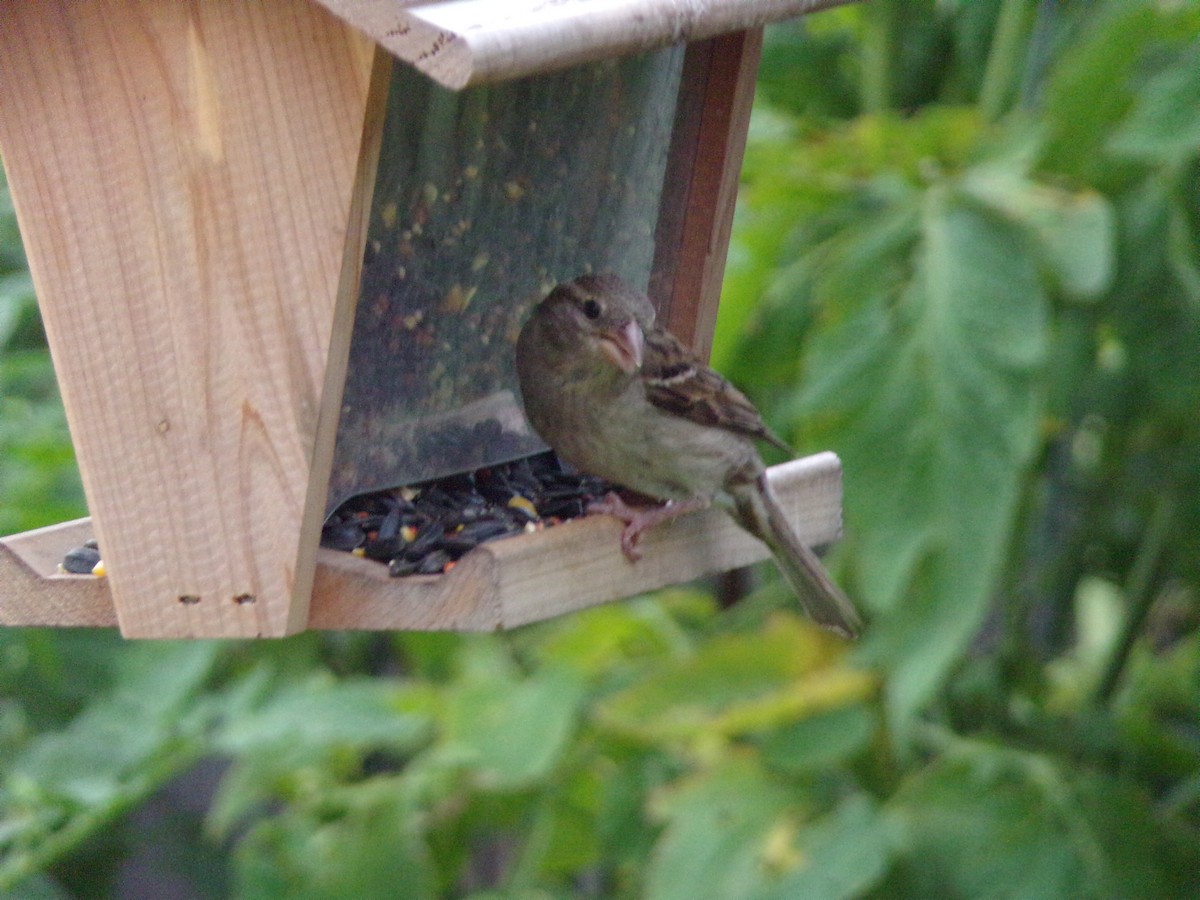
0;1;383;637
312;0;854;89
650;29;763;357
0;520;117;628
0;454;844;633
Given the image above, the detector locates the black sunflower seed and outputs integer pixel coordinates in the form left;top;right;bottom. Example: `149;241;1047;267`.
388;557;419;577
62;544;102;574
325;450;614;579
321;522;366;552
416;549;454;575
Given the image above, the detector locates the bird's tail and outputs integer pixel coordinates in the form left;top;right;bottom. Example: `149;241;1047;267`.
732;474;863;640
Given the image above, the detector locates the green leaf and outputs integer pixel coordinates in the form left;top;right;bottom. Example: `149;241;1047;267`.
233;789;436;900
0;177;28;273
0;873;70;900
757;705;876;774
886;750;1086;899
0;644;220;891
526;594;695;679
1166;183;1200;305
1109;41;1200;165
796;185;1048;729
644;755;798;900
207;674;433;839
10;643;219;805
1071;772;1200;899
647;757;890;900
596;616;873;744
214;677;431;756
762;796;892;900
1112;214;1200;421
1044;576;1125;710
1039;3;1160;182
512;765;605;880
439;668;584;789
0;272;35;349
963;161;1115;300
757;19;859;120
886;742;1200;899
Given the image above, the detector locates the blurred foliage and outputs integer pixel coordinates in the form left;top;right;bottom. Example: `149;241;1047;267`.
0;179;85;535
3;0;1200;896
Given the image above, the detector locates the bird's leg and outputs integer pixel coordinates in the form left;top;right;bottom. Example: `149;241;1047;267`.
587;492;709;562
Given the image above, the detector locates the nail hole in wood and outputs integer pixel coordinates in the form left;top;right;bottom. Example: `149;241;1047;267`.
233;593;256;605
179;595;201;605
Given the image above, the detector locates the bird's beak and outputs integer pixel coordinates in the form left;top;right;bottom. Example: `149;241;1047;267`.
598;319;644;374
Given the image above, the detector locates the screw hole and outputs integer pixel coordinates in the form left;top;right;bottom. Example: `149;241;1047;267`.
179;595;201;605
233;593;256;605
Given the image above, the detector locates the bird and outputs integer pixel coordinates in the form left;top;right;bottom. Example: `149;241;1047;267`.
515;273;862;639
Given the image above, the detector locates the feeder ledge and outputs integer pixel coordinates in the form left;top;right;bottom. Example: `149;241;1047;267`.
0;453;844;633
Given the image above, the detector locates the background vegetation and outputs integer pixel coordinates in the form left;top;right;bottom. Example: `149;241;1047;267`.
2;0;1199;896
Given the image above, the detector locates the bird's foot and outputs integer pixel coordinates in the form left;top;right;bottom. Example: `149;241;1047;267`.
587;492;708;562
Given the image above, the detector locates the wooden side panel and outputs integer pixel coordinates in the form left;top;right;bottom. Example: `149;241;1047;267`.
0;1;382;636
650;28;763;358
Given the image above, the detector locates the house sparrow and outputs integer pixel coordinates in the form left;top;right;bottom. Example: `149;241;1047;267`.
515;273;863;639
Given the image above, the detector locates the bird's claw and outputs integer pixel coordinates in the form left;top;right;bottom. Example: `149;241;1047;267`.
587;492;648;562
587;492;707;564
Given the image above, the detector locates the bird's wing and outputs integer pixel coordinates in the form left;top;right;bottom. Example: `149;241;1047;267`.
640;327;793;454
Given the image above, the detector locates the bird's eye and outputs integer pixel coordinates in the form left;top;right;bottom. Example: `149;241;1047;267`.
581;298;602;320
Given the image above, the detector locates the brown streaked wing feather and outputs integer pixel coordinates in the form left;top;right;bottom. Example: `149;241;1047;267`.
640;327;793;453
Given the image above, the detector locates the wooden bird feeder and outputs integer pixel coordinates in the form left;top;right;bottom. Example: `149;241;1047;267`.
0;0;851;639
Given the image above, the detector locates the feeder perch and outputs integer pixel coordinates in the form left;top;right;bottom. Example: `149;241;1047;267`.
0;0;851;639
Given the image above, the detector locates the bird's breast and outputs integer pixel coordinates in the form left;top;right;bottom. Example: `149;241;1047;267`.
530;374;759;503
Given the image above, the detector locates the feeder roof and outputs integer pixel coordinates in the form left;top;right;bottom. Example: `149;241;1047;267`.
313;0;849;89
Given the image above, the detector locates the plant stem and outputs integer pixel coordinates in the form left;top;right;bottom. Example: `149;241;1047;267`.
859;0;901;114
1093;491;1176;705
979;0;1037;122
0;744;203;891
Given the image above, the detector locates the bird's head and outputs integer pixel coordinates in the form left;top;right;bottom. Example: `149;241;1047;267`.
524;274;654;375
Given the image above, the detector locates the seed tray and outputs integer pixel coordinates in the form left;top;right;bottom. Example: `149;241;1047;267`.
0;453;845;633
321;452;612;576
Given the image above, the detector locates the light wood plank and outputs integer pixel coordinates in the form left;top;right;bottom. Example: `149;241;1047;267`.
0;454;843;631
486;452;844;629
312;0;853;89
0;1;382;637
